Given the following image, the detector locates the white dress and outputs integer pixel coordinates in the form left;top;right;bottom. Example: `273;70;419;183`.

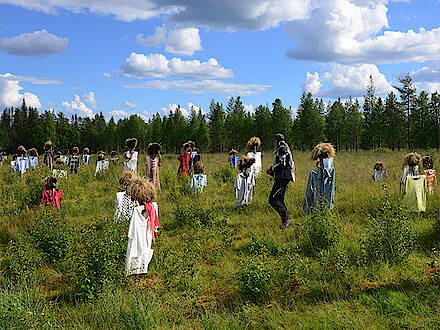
124;151;138;173
234;172;256;208
94;160;109;176
247;151;262;177
125;203;159;276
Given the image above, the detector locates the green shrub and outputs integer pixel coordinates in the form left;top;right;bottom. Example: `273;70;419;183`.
301;212;340;255
361;192;416;264
238;256;271;302
173;204;225;229
374;147;392;153
28;207;71;262
213;165;235;184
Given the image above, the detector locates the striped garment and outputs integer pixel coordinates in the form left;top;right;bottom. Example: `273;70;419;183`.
424;169;437;194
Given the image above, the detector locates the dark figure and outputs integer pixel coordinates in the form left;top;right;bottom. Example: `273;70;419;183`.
268;134;295;229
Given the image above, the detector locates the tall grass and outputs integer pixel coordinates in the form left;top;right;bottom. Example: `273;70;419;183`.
1;151;440;328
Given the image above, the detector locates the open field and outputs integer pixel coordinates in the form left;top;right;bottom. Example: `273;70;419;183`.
1;150;440;329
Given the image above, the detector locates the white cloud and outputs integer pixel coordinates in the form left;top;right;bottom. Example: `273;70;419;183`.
410;64;440;94
102;72;111;78
120;53;233;79
62;95;94;118
122;101;138;109
0;29;68;56
303;64;395;98
14;75;62;85
243;103;255;114
108;109;130;117
187;102;206;115
136;25;202;56
160;103;189;117
125;79;271;96
81;91;97;108
286;1;440;64
1;0;312;29
0;73;41;109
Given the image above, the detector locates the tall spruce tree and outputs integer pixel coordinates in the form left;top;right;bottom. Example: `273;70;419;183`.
394;74;416;149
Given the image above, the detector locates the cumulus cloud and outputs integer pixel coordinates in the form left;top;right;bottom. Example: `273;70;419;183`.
14;75;62;85
0;30;68;56
125;79;271;96
62;95;94;118
122;101;138;109
81;91;97;108
1;0;311;29
410;64;440;94
243;103;255;114
108;109;130;117
303;64;395;98
187;102;205;115
120;53;233;79
0;73;41;109
136;25;202;55
286;1;440;64
160;103;189;117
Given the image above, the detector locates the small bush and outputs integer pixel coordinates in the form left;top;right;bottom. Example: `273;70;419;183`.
238;256;271;302
173;204;226;229
28;207;71;262
361;192;416;264
374;147;392;153
213;165;235;184
301;212;340;255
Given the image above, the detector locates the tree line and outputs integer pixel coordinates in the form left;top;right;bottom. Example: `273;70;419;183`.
1;74;439;154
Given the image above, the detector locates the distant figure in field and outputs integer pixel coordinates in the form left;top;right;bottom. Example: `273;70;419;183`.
145;142;162;191
110;151;119;165
372;162;388;182
178;142;192;176
246;137;262;177
191;161;207;194
228;149;239;171
191;147;200;166
95;152;109;176
41;176;63;211
186;141;196;173
69;147;81;174
234;156;256;208
114;171;139;222
43;141;54;169
82;148;90;165
0;148;5;165
123;138;139;174
28;148;39;170
400;152;421;195
53;158;68;179
268;134;295;228
303;142;335;216
15;146;29;175
422;155;437;194
125;178;160;276
10;154;17;170
60;149;70;166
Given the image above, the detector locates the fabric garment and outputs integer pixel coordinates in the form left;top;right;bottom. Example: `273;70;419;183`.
178;152;191;175
123;151;138;173
303;168;335;215
94;159;109;176
114;191;139;222
52;169;67;179
43;150;54;168
228;156;239;170
192;152;200;165
424;169;437;194
15;157;29;175
82;154;90;165
10;160;16;170
125;202;159;276
191;174;207;193
234;172;256;208
41;189;63;211
60;155;69;166
403;175;427;212
322;158;334;169
28;156;39;169
272;144;295;182
400;165;418;195
269;178;290;221
69;155;80;174
373;169;388;182
146;154;162;190
247;151;262;177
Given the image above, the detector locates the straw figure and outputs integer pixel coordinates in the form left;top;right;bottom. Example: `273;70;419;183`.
15;146;29;175
234;156;256;208
401;152;428;212
28;148;39;169
246;136;262;177
422;155;437;194
69;147;81;174
191;161;207;193
53;157;68;179
114;171;140;222
110;151;119;164
145;142;162;190
178;142;192;176
82;148;90;165
372;162;388;182
123;138;139;173
41;176;63;211
228;149;239;171
43;141;55;169
400;152;421;195
95;152;109;176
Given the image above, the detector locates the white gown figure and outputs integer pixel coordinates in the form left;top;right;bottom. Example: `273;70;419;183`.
94;159;109;176
234;172;256;208
125;202;159;276
246;151;262;177
124;151;138;174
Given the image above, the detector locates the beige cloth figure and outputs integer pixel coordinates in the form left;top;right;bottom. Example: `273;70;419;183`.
145;154;162;190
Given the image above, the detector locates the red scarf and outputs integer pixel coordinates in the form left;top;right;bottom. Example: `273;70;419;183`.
144;202;159;242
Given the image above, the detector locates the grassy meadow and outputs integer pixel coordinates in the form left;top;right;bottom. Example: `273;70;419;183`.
1;150;440;329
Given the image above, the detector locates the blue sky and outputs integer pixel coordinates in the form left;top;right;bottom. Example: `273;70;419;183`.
0;0;439;120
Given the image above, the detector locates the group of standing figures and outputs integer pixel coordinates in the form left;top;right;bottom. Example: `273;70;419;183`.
3;132;437;276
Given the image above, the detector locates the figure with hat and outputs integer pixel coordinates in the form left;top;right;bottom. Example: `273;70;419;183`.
95;151;109;176
267;134;295;229
400;152;421;195
15;146;29;175
191;161;207;194
372;162;388;182
123;138;139;174
303;143;335;216
28;148;39;170
422;155;437;194
228;149;239;171
82;148;90;165
53;157;68;179
401;152;427;212
146;143;162;191
110;151;119;165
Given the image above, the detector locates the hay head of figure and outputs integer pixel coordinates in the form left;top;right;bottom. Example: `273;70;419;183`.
72;147;79;155
126;138;138;151
42;176;57;190
55;157;65;169
422;155;434;170
119;171;137;190
17;145;27;157
404;152;421;167
374;162;384;171
238;156;256;173
44;141;52;151
29;148;38;157
127;177;156;204
147;143;162;157
97;153;105;161
194;162;205;174
229;149;238;156
83;148;89;155
246;137;261;153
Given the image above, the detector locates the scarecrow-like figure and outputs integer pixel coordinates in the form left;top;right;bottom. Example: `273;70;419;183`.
400;152;421;195
43;141;55;169
123;138;139;174
191;161;207;193
41;176;63;211
28;148;39;169
235;156;256;208
110;151;119;164
82;148;90;165
95;152;109;176
178;142;192;176
146;142;162;190
15;146;29;175
53;157;68;179
69;147;81;174
246;137;262;177
372;162;388;182
422;155;436;194
228;149;239;170
115;171;139;222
